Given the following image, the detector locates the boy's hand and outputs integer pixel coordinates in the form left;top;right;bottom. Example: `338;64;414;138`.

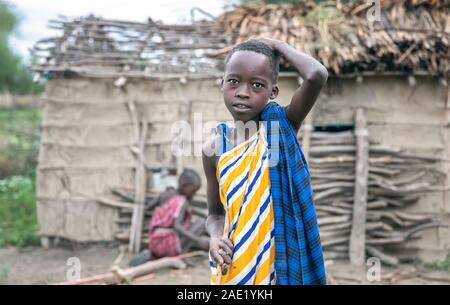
210;236;234;275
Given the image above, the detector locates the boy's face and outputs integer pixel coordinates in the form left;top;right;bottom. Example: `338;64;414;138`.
222;51;279;123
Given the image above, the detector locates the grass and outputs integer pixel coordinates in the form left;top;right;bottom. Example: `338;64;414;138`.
424;255;450;273
0;266;10;284
0;107;41;247
0;174;39;247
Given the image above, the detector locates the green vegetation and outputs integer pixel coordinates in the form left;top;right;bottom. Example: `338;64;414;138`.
0;175;39;247
424;255;450;273
0;107;41;247
0;0;44;95
0;108;41;177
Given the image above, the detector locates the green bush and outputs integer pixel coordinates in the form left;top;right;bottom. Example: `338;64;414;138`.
0;108;41;178
0;107;41;248
0;174;39;247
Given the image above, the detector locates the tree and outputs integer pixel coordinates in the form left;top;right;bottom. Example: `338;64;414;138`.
0;0;43;95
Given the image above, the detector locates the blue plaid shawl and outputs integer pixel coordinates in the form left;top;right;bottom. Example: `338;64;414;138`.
259;101;326;285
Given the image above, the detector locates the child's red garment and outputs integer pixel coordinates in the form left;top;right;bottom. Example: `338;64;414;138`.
148;194;192;258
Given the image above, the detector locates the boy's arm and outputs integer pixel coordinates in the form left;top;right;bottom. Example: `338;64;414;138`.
202;139;233;272
260;38;328;132
202;139;225;238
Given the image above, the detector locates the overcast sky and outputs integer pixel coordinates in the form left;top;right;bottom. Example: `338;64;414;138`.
8;0;232;61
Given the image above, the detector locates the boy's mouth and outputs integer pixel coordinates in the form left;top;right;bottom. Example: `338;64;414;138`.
232;102;251;111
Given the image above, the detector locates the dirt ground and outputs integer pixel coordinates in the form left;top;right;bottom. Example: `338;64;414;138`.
0;243;210;285
1;243;449;285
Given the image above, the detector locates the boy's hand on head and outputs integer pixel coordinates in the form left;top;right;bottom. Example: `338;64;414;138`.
210;236;234;275
251;37;285;52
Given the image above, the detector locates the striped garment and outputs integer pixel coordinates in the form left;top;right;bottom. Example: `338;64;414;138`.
210;121;276;285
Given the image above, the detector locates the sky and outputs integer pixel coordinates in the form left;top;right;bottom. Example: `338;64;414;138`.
8;0;233;62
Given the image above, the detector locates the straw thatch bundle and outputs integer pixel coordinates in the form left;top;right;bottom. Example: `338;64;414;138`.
32;1;448;78
212;0;450;76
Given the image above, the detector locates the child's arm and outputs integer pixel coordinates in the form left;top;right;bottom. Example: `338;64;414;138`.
258;38;328;132
173;200;207;248
202;139;234;274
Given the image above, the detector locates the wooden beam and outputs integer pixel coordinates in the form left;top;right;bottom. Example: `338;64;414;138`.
128;98;149;253
349;108;369;265
132;119;149;253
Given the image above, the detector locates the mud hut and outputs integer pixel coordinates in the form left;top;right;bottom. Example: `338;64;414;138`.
32;1;449;263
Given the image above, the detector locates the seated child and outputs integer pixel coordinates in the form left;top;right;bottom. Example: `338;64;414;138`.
128;169;209;266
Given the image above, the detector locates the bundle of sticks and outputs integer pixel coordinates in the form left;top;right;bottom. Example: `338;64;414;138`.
304;129;447;265
31;15;226;77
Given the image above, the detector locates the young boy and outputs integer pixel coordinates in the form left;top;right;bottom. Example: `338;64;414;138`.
202;38;328;285
128;169;209;266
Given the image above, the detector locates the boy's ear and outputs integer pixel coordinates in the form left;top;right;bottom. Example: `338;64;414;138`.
270;85;279;100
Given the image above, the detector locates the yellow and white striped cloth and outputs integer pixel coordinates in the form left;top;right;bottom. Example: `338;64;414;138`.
210;123;276;285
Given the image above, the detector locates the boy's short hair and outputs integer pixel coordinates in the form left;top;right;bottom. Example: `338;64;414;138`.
225;39;280;83
178;168;201;188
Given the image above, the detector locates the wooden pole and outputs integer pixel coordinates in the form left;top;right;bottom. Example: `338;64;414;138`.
349;108;369;265
127;99;149;253
132;119;148;253
443;85;450;245
127;100;138;253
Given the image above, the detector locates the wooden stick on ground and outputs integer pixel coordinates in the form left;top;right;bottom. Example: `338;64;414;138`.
54;251;207;285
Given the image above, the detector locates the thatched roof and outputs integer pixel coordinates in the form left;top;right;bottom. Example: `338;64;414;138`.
32;1;449;78
211;0;450;77
31;15;227;78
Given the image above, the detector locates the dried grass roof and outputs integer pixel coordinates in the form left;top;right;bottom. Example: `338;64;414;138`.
32;1;449;78
212;0;450;77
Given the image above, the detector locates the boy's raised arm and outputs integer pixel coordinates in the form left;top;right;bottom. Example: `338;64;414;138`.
258;38;328;132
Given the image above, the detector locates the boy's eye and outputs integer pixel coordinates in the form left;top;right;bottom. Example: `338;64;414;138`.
253;82;264;89
227;79;239;85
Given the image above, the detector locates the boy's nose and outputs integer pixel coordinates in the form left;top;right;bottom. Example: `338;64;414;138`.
235;86;250;99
